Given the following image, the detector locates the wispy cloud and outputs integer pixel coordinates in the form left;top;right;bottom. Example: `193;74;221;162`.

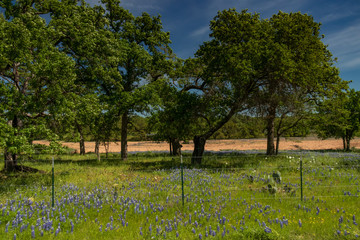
325;21;360;70
86;0;172;14
320;12;354;23
189;25;209;38
207;0;310;18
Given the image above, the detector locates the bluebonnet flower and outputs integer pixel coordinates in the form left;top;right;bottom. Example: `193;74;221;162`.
339;216;343;224
264;227;272;233
31;225;35;238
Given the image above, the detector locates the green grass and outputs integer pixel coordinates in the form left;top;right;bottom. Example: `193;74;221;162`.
0;151;359;239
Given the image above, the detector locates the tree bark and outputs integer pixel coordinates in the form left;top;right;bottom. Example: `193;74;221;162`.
169;138;173;155
121;112;128;160
342;136;346;150
4;117;20;171
266;107;276;155
346;138;351;151
345;131;351;151
95;140;100;161
104;141;110;159
4;149;17;172
275;135;280;155
79;136;85;155
76;122;85;155
191;136;206;165
172;138;182;156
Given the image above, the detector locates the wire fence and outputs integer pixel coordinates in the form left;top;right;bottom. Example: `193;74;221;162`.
1;151;359;206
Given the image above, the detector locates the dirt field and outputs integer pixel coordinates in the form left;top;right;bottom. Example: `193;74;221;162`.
34;137;360;153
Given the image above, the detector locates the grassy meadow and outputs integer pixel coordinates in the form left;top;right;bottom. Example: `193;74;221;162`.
0;151;359;239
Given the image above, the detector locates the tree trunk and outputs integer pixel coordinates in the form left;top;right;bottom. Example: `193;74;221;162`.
191;136;206;165
79;136;85;155
4;117;20;172
121;112;128;161
104;141;110;159
342;136;346;150
172;138;182;156
4;148;17;172
345;131;351;151
76;122;85;155
346;138;351;151
95;140;100;162
169;138;173;155
266;110;276;155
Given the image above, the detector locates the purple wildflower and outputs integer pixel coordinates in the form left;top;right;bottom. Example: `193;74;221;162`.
264;227;272;233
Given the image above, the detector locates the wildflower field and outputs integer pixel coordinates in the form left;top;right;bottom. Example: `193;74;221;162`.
0;151;359;239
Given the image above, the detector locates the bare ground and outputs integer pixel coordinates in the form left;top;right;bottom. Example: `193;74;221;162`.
34;137;360;153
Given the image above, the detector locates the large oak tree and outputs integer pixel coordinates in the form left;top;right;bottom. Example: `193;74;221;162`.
0;0;76;171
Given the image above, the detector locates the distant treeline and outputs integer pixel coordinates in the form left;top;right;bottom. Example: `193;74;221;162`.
53;114;311;142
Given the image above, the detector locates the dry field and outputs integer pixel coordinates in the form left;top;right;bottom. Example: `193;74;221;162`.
35;137;360;153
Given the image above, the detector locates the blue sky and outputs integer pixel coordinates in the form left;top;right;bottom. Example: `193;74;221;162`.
87;0;360;89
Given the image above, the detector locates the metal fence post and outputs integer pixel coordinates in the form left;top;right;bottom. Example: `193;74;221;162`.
300;156;303;202
181;154;184;207
52;157;55;208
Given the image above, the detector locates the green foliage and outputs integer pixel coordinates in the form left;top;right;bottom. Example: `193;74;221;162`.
0;0;76;163
315;89;360;150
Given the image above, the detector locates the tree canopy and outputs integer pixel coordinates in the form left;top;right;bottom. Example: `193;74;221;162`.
0;3;353;171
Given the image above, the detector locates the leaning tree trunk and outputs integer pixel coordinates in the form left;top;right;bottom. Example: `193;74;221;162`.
266;111;276;155
121;112;128;161
275;134;280;155
191;136;207;165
